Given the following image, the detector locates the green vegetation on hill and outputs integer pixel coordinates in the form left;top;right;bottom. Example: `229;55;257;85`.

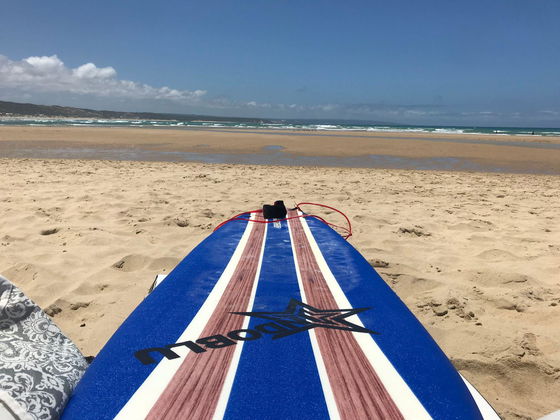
0;100;270;123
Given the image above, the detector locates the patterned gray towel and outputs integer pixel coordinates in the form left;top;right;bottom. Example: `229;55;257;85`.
0;275;88;420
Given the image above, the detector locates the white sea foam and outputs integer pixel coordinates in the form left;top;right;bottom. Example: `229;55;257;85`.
366;127;428;133
3;117;557;137
434;128;466;134
314;124;339;130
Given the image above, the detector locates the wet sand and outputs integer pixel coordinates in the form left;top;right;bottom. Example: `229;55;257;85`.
0;126;559;173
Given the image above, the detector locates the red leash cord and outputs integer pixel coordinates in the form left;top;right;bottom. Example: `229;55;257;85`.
296;202;352;239
213;202;352;240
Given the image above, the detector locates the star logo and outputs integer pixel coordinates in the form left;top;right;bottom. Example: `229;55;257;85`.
232;298;378;339
135;298;381;365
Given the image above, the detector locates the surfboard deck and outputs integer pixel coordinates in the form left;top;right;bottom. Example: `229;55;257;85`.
61;210;499;419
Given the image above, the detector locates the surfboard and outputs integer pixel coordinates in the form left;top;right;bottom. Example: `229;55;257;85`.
61;209;499;419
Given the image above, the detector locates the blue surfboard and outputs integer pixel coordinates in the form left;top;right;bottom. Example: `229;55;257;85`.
61;209;499;419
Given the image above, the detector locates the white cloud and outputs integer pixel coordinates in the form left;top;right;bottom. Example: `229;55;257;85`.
24;55;65;72
0;54;206;102
73;62;116;79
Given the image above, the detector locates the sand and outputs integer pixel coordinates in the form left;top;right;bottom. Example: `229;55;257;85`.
1;126;560;174
1;128;559;419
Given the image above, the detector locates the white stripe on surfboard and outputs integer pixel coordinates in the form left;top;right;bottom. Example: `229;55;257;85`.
212;223;268;419
287;219;341;420
114;215;257;420
298;214;432;420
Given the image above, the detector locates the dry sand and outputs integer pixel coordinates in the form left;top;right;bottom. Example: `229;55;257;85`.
1;128;559;419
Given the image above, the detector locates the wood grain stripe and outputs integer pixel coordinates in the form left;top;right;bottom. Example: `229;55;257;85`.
146;217;266;420
288;211;404;420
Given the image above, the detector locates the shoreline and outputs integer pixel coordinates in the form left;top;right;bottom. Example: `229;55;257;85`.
2;116;560;138
2;123;560;141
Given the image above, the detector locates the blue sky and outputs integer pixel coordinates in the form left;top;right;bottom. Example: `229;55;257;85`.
1;0;559;126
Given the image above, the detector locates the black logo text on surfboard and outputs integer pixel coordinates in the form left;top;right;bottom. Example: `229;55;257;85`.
134;299;377;365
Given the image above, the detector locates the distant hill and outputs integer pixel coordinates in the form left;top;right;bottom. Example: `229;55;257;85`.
0;100;398;127
0;100;271;123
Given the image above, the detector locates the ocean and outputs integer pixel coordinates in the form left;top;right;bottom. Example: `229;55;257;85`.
1;117;559;137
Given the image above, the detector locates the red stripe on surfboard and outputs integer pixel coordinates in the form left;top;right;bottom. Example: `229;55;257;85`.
146;218;266;420
288;210;404;420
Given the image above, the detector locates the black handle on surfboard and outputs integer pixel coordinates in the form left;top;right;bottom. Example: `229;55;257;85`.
262;200;287;219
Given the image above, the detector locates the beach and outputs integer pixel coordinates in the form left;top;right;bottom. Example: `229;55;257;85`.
1;125;560;174
1;127;559;419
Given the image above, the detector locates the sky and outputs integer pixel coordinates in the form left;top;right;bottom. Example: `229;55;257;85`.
1;0;559;126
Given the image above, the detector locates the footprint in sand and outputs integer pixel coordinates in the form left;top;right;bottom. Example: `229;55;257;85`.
368;259;389;268
45;299;91;315
111;254;149;272
70;302;91;311
492;297;527;313
397;226;431;237
387;274;442;299
468;270;533;287
515;333;542;357
45;304;63;317
40;227;60;236
475;248;518;261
